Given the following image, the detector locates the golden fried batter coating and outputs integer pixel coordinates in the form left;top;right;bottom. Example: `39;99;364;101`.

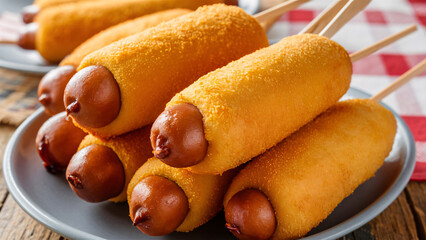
34;0;98;10
75;4;268;138
36;0;222;62
168;34;352;174
60;8;192;67
224;99;397;239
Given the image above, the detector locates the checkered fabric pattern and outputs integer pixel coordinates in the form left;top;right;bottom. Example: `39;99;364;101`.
267;0;426;181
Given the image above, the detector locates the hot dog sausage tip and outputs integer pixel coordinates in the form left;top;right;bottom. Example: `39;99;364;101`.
225;189;276;240
132;210;150;226
66;144;125;203
153;135;170;158
17;22;37;50
225;223;241;235
66;101;80;115
154;147;169;159
38;94;50;106
129;176;189;236
151;103;208;168
21;5;39;24
67;175;83;189
35;112;86;174
39;65;77;116
64;65;121;129
38;135;62;174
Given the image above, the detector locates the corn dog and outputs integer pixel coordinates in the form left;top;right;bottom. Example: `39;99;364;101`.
66;125;152;203
38;9;191;116
127;158;236;236
64;4;269;138
18;0;223;62
60;8;192;68
35;112;86;173
151;33;352;174
22;0;99;24
223;98;397;239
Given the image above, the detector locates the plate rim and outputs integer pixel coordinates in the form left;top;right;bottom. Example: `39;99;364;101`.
0;57;57;75
2;87;416;240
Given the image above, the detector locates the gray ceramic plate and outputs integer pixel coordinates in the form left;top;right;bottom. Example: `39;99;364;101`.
0;0;260;75
0;0;57;75
3;87;416;240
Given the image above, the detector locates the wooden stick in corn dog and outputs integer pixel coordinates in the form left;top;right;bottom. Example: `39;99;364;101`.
320;0;371;38
260;0;349;33
254;0;310;22
258;0;312;32
150;0;375;174
126;158;238;236
38;8;192;116
223;59;426;240
371;59;426;102
300;0;349;34
264;0;350;34
66;125;153;203
350;24;418;62
63;2;312;139
4;0;225;62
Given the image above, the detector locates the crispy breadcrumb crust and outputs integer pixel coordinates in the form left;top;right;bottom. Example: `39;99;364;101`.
169;34;352;174
36;0;222;62
224;99;397;239
60;8;192;67
74;4;268;138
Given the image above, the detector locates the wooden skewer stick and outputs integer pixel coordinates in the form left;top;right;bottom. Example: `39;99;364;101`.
254;0;310;23
264;0;349;34
371;59;426;102
0;32;18;45
0;39;17;44
299;0;349;35
350;25;417;62
320;0;371;39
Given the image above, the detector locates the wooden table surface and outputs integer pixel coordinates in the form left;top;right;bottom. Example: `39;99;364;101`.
0;0;425;239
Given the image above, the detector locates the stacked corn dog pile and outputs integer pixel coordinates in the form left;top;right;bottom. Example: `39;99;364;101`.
27;0;426;239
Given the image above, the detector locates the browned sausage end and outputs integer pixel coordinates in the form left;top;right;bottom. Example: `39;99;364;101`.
35;112;86;173
150;103;208;168
66;144;125;202
39;65;77;116
225;189;276;240
64;65;121;129
129;175;189;236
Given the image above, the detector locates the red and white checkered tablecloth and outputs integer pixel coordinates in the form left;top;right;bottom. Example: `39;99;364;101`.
267;0;426;181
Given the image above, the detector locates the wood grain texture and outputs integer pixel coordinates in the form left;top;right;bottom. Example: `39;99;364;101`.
406;182;426;240
339;190;420;240
0;125;15;211
369;190;418;240
0;196;64;240
0;125;64;240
